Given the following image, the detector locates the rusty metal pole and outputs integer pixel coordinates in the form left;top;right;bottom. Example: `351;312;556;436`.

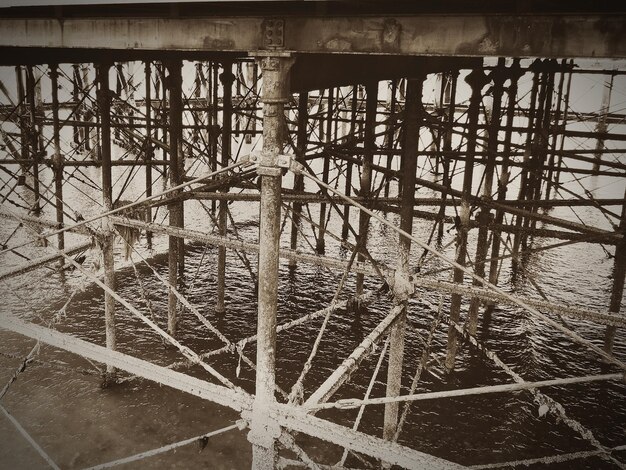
445;68;489;372
355;81;378;296
50;65;64;261
25;66;40;215
604;190;626;354
382;77;422;446
317;88;334;254
485;60;523;316
216;62;234;315
71;64;81;149
467;60;504;335
383;80;398;198
546;59;567;201
594;74;614;172
289;91;309;265
97;62;117;382
211;61;220;169
512;64;540;267
248;51;293;470
555;61;574;189
341;85;359;241
167;59;184;336
437;71;458;244
144;61;153;249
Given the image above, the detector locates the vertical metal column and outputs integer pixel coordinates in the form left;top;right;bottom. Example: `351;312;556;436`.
289;91;309;265
167;59;184;336
25;66;40;215
512;64;540;266
383;79;398;198
437;71;458;243
604;190;626;354
97;62;117;381
317;88;334;254
382;77;422;445
248;51;293;470
355;81;378;296
144;61;153;249
594;74;614;172
341;85;359;241
546;60;567;200
445;68;488;372
50;65;64;259
467;60;504;335
485;60;522;317
216;62;234;315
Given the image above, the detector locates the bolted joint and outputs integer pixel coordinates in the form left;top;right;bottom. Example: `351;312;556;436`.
244;408;281;449
252;152;296;175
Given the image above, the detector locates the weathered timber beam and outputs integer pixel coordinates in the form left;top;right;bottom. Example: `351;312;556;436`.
305;305;404;408
0;207;92;236
190;191;626;209
0;15;625;58
413;176;623;242
0;241;92;282
412;278;626;328
0;314;252;411
270;401;465;469
0;314;464;469
109;216;376;275
109;216;623;327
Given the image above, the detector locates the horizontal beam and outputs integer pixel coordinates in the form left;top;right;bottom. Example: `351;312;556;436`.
111;216;623;326
0;313;464;468
0;241;92;282
0;314;252;411
0;15;624;59
271;401;465;470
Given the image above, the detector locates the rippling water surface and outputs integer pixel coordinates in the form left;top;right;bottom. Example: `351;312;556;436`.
1;160;625;469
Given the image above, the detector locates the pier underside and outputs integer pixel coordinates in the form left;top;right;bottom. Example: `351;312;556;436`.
0;2;625;469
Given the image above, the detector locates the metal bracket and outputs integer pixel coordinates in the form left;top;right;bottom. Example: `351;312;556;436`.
263;19;285;49
248;152;303;175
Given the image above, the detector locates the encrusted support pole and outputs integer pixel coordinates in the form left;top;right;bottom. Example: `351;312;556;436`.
248;51;294;470
437;71;458;243
554;61;574;189
485;60;523;317
50;64;64;260
546;59;567;201
467;60;504;336
604;190;626;354
445;67;488;373
341;85;359;241
25;65;40;215
383;79;398;198
355;81;378;296
216;61;234;315
167;59;184;336
317;88;334;254
97;62;117;382
512;64;540;268
144;61;153;250
594;74;614;172
71;64;81;149
382;76;422;448
289;91;308;266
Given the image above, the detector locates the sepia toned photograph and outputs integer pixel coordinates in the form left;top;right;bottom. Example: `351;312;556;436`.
0;1;625;468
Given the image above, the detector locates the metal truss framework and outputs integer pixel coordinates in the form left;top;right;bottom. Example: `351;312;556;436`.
0;4;625;470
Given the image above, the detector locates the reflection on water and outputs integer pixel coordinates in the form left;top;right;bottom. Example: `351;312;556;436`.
1;163;625;469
